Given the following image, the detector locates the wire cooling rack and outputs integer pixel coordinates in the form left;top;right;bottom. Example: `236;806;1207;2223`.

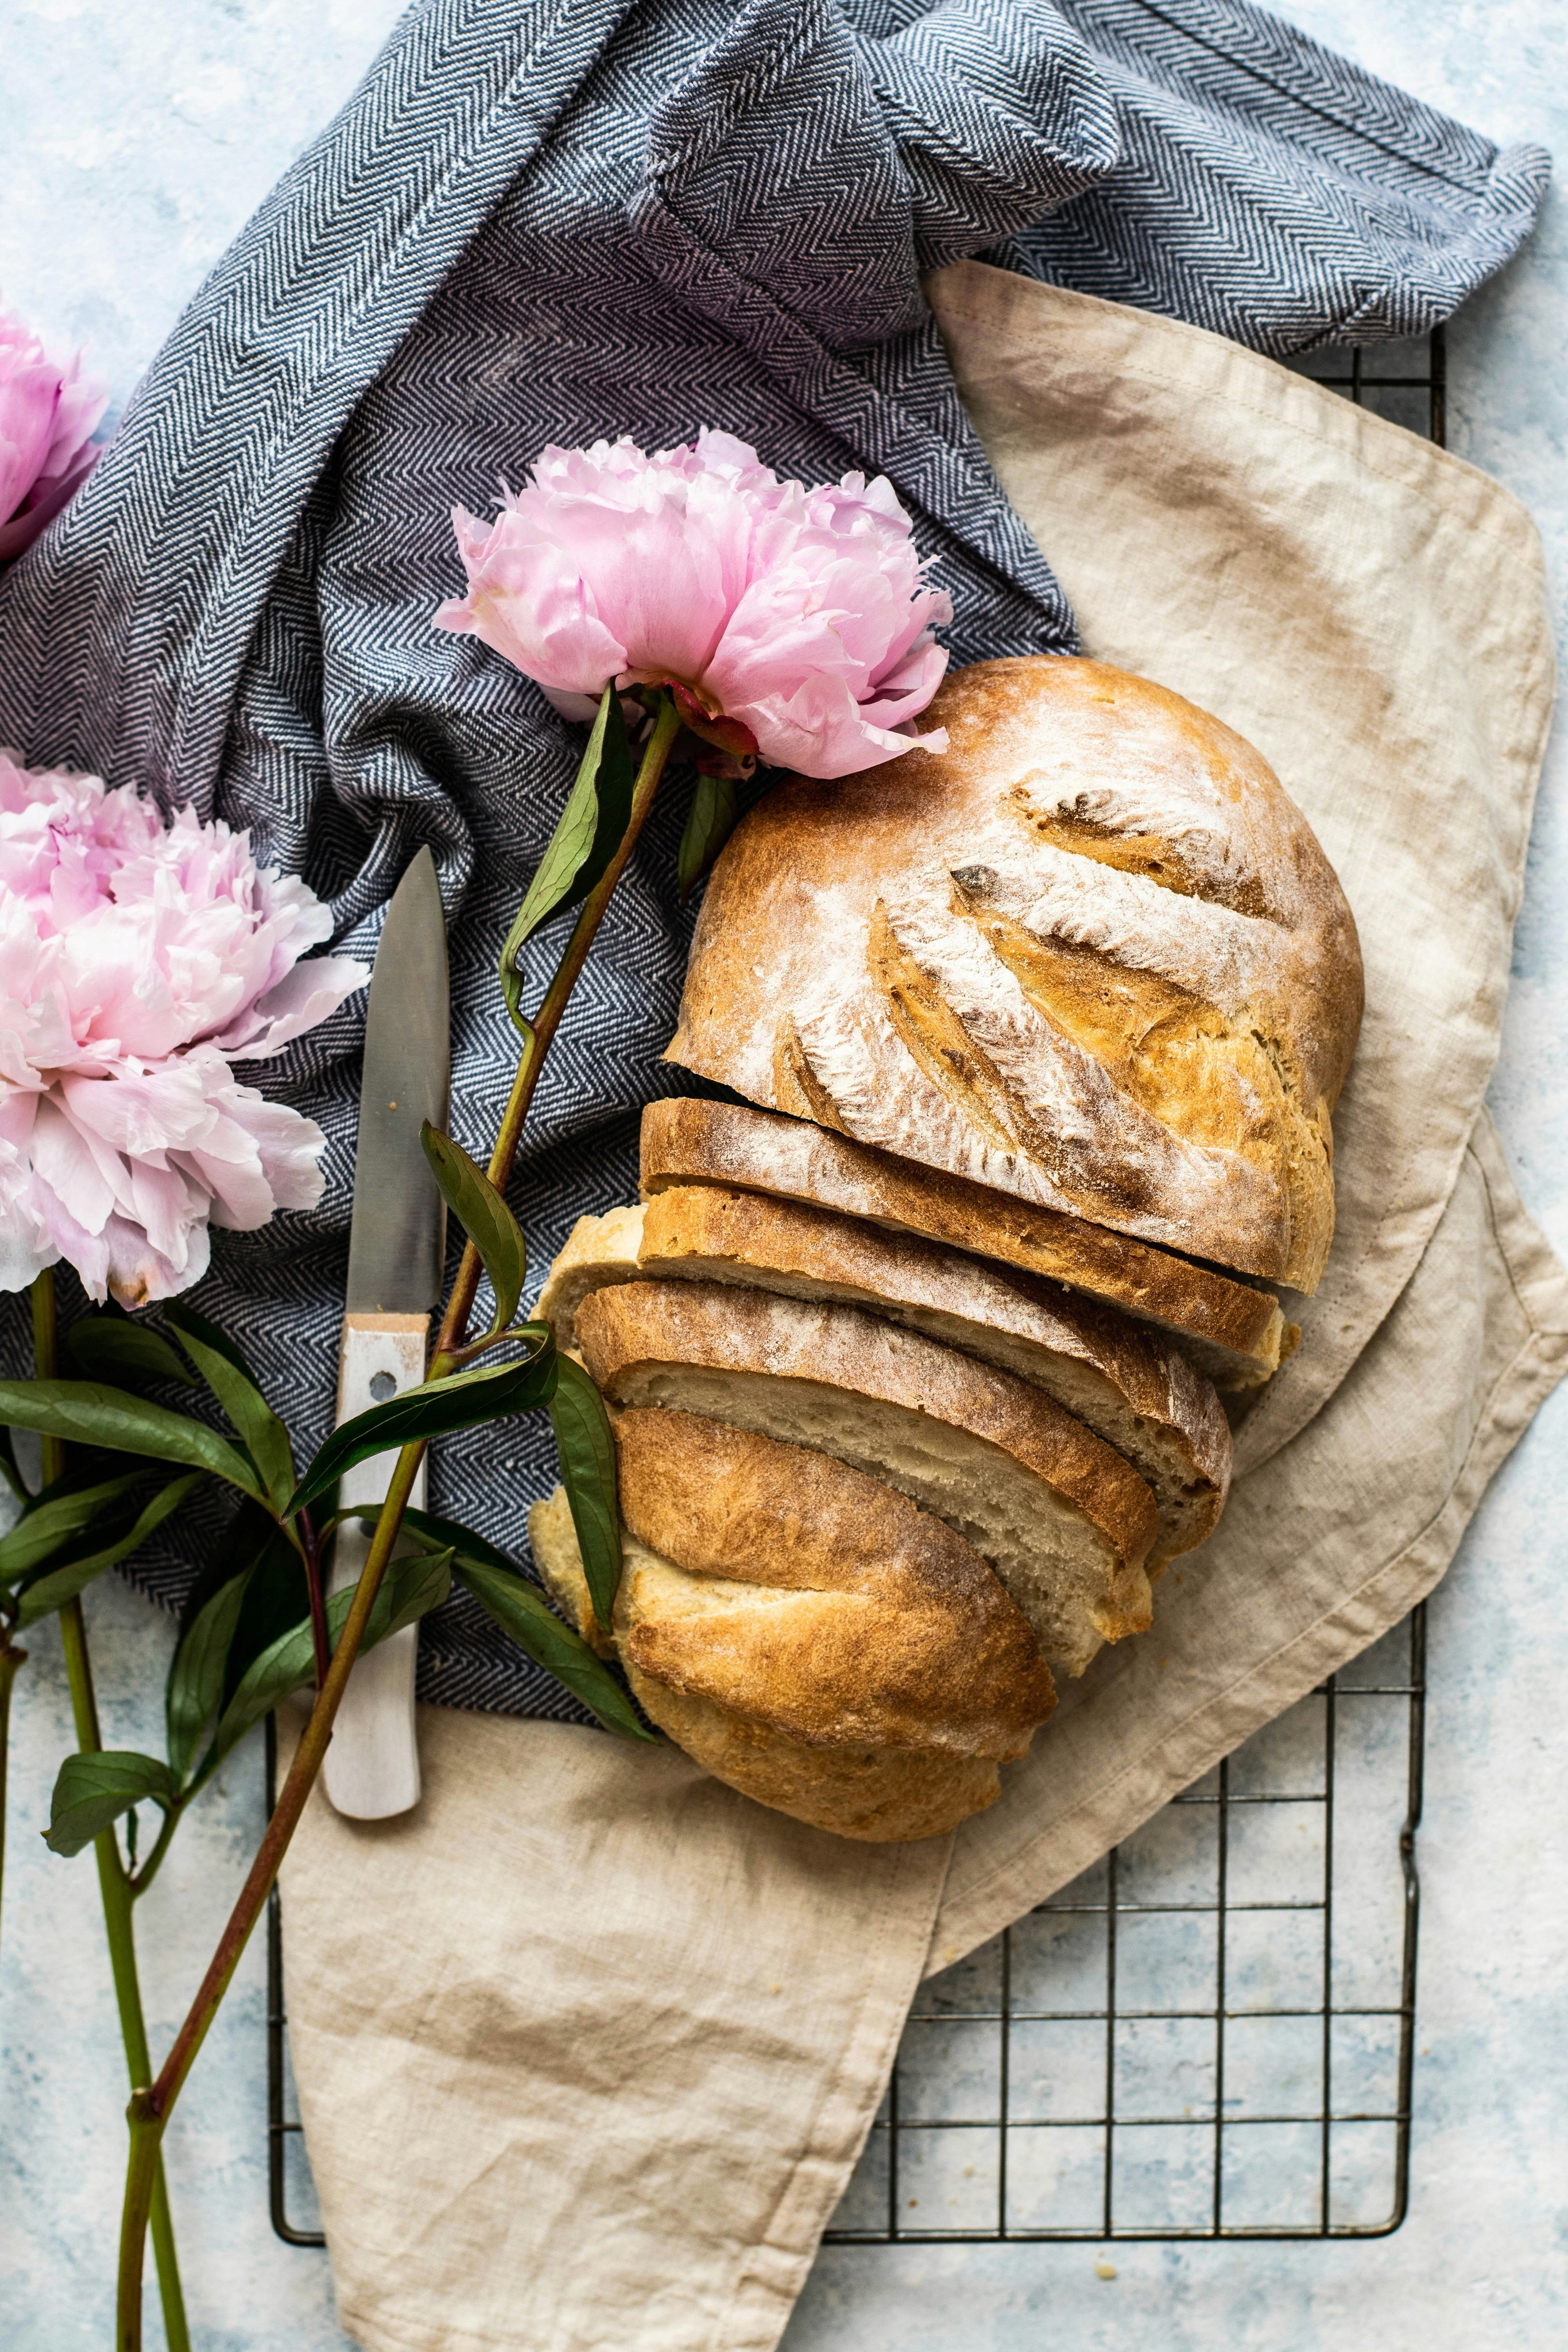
825;1608;1426;2243
265;330;1442;2253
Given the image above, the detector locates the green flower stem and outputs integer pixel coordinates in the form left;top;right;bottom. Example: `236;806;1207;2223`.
0;1634;25;1955
30;1272;190;2352
436;688;684;1365
114;687;687;2347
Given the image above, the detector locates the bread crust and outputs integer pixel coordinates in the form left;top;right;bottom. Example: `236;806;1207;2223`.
636;1185;1231;1570
611;1408;1055;1751
668;657;1362;1294
528;1484;1019;1842
641;1095;1286;1387
575;1278;1158;1673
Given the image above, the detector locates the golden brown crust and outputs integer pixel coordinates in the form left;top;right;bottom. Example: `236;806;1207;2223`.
667;657;1362;1294
527;1485;1019;1842
640;1095;1284;1387
575;1278;1157;1673
579;1279;1157;1573
611;1407;1055;1754
626;1669;1001;1840
636;1184;1230;1569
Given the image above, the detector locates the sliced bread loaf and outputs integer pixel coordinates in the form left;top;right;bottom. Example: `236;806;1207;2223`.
540;1188;1230;1570
574;1279;1158;1678
640;1096;1287;1388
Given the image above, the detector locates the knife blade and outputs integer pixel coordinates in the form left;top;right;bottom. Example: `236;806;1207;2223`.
325;845;450;1821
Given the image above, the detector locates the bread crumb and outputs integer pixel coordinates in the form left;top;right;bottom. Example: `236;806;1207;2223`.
769;1982;782;1995
1095;2257;1117;2280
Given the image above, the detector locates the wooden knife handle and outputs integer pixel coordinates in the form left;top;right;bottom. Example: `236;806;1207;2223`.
322;1311;429;1821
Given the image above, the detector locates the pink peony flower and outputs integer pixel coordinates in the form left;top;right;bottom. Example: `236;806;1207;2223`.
0;754;367;1307
0;304;108;564
434;429;952;779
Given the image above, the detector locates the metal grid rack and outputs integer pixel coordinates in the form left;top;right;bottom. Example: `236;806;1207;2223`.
266;330;1442;2253
824;1609;1425;2243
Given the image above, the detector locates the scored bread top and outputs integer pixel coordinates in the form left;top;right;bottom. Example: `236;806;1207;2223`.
610;1407;1055;1756
667;657;1362;1295
575;1278;1158;1675
640;1095;1286;1387
540;1187;1231;1568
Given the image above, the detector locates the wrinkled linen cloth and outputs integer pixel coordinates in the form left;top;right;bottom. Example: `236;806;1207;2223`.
277;277;1566;2352
0;0;1548;1718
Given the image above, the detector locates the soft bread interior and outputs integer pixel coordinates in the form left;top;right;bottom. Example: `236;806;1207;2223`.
540;1197;1228;1570
534;1202;646;1345
637;1187;1229;1570
606;1360;1141;1678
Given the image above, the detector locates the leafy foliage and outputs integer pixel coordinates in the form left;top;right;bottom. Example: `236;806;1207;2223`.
548;1357;622;1631
499;685;632;1032
0;1379;265;1501
164;1303;296;1516
44;1751;177;1858
420;1125;527;1336
385;1507;652;1742
288;1338;557;1516
0;1468;153;1585
16;1475;204;1628
677;767;740;900
200;1545;452;1781
65;1314;195;1388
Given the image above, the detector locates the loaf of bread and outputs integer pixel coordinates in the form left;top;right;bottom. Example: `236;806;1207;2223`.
639;1095;1288;1387
574;1279;1157;1678
529;1405;1056;1842
667;657;1363;1295
540;1187;1231;1570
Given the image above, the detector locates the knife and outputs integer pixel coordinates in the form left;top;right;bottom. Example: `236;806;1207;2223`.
324;844;450;1821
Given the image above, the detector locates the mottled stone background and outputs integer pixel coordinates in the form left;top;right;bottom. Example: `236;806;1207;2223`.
1;3;1563;2346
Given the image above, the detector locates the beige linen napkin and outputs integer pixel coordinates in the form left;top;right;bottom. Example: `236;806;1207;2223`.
280;272;1566;2351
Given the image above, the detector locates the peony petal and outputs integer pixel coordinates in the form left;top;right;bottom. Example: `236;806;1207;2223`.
214;954;368;1057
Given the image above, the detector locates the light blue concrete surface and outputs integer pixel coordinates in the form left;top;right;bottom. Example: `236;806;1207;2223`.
2;3;1565;2347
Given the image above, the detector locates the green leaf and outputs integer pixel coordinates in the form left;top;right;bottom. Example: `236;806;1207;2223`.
164;1302;295;1516
498;687;632;1034
420;1125;526;1335
201;1545;452;1776
454;1556;653;1741
383;1504;516;1573
287;1339;558;1517
17;1473;205;1627
165;1563;253;1784
44;1751;176;1859
0;1468;151;1585
0;1425;29;1505
0;1380;265;1502
506;684;632;953
548;1356;621;1631
676;768;740;901
65;1315;195;1388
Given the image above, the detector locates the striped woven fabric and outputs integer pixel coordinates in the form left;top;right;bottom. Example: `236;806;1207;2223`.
0;0;1546;1722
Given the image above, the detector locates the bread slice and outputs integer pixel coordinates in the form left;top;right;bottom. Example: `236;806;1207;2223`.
536;1202;648;1347
530;1484;1019;1842
640;1096;1287;1388
574;1280;1158;1678
541;1189;1230;1573
610;1407;1054;1751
